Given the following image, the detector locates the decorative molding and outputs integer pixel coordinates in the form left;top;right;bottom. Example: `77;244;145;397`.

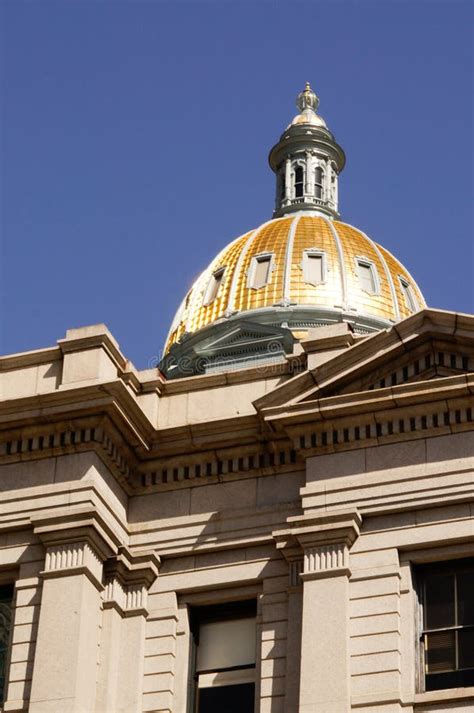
141;443;298;487
42;541;103;590
102;546;160;617
32;503;122;562
45;542;87;571
274;509;361;584
282;215;301;302
325;218;348;307
359;349;472;394
301;542;349;581
292;400;473;456
0;421;133;484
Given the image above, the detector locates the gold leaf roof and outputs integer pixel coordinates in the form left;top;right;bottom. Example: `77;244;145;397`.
165;215;426;352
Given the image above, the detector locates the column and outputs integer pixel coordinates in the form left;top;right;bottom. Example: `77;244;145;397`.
305;152;313;197
285;158;292;202
326;161;332;203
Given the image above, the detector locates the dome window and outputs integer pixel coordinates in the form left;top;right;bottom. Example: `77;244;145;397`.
303;249;326;286
399;276;418;312
294;165;304;198
248;253;273;289
356;258;379;295
203;268;226;306
314;166;324;199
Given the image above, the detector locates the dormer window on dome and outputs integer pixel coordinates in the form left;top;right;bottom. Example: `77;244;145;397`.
248;253;274;289
302;249;326;286
400;276;418;312
356;258;379;295
203;267;226;305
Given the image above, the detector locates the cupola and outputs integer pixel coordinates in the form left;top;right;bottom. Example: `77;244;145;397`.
268;83;345;219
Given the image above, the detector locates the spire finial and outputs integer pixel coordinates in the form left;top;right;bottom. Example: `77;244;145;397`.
296;82;319;114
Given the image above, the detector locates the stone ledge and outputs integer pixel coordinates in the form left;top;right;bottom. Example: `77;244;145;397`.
412;686;474;706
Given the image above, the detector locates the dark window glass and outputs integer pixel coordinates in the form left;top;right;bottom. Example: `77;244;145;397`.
419;559;474;692
0;584;14;704
426;630;456;672
198;683;255;713
459;628;474;669
294;166;304;198
314;167;323;199
425;573;455;628
458;573;474;625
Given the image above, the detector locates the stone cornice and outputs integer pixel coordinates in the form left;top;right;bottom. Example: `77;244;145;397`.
0;345;62;370
31;505;160;602
263;372;473;430
31;502;123;560
0;379;154;448
279;508;362;549
104;545;160;588
0;309;472;496
254;309;474;410
0;374;472;493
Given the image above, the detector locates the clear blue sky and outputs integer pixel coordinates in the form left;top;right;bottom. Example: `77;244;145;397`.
2;0;473;367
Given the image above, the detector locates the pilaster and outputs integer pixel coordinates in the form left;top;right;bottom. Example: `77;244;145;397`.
29;533;107;713
275;508;361;713
98;548;160;713
273;535;304;712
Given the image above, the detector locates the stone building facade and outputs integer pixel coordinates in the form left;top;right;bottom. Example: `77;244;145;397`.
0;86;473;713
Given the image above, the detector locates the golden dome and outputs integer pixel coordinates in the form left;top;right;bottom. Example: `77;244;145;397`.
165;214;426;353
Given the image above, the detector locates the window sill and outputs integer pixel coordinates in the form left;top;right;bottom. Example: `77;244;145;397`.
414;687;474;705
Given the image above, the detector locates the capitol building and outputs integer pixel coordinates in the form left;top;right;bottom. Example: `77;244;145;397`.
0;84;473;713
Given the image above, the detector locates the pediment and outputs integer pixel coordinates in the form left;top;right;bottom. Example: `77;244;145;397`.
254;310;474;412
161;319;295;378
195;320;295;355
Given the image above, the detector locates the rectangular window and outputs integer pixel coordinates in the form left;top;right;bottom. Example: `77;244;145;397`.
203;268;225;306
0;584;14;705
417;559;474;692
400;277;417;312
357;260;377;294
294;166;304;198
314;166;323;199
248;254;272;289
303;250;325;285
191;600;256;713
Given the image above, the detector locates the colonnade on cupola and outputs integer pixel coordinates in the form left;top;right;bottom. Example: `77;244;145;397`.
280;152;338;211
